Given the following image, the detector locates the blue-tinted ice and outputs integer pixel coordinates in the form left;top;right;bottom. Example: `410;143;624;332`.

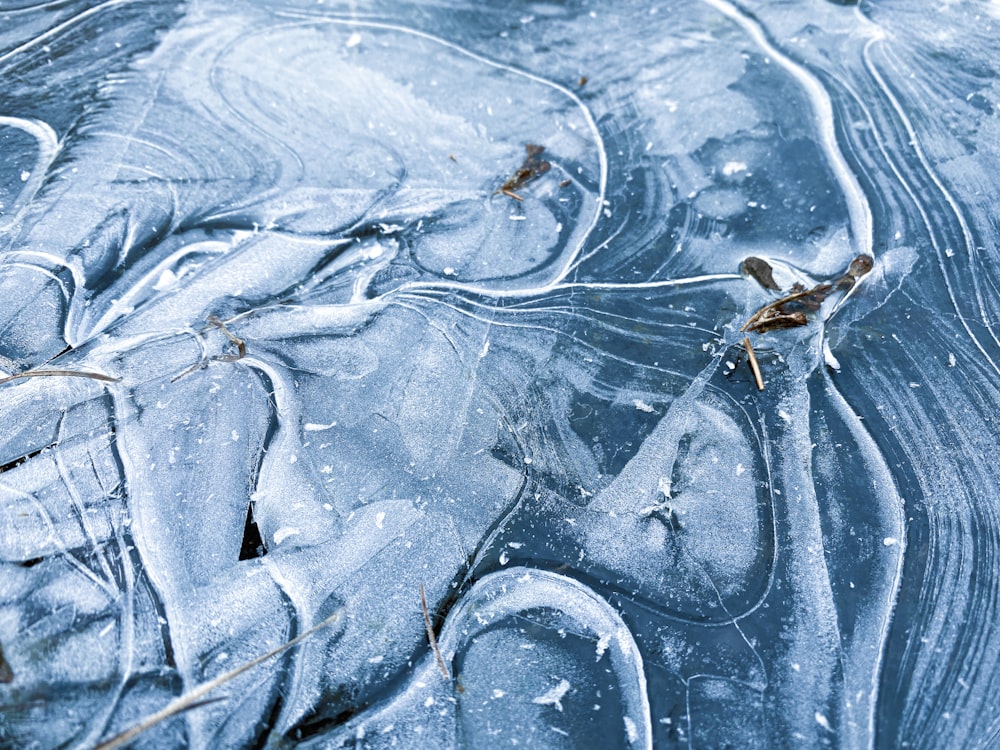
0;0;997;747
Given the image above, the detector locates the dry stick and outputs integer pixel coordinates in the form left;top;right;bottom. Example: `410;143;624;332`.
94;609;342;750
208;316;247;362
0;370;119;386
420;583;451;680
170;317;248;382
744;337;765;391
740;288;817;333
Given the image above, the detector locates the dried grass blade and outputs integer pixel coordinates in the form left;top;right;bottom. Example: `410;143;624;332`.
420;583;451;680
94;608;342;750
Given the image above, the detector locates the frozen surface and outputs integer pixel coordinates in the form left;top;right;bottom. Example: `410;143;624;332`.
0;0;997;747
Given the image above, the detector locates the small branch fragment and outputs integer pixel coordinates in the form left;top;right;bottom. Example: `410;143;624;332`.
420;583;451;681
171;316;248;381
495;143;551;201
208;315;246;362
740;254;874;334
744;337;764;391
0;369;119;386
741;286;825;334
94;608;342;750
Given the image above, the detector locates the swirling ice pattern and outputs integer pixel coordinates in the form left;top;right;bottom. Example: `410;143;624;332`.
0;0;995;748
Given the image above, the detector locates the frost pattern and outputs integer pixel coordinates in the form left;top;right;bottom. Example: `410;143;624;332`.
0;0;997;748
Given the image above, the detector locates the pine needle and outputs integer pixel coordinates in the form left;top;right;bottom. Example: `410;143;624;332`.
94;608;342;750
0;370;119;386
744;337;764;391
420;583;450;680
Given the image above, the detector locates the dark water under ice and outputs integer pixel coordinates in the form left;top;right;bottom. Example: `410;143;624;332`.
0;1;998;748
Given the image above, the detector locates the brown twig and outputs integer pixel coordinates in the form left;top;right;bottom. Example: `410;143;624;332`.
740;287;818;333
744;337;764;391
495;143;550;201
420;583;450;680
0;369;119;386
170;317;248;382
208;316;246;362
94;608;342;750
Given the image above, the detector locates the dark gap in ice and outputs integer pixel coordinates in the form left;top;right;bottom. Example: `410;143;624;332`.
0;443;52;475
238;502;266;561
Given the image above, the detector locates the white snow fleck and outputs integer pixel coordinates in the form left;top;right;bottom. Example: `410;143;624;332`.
823;340;841;371
722;160;747;176
883;537;898;546
632;399;655;413
595;632;611;660
532;679;570;711
346;32;362;47
375;511;385;529
815;712;833;732
304;422;337;431
153;268;179;291
624;716;639;743
273;527;301;545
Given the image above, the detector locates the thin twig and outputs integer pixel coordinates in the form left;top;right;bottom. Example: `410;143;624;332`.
740;288;816;333
208;316;247;362
0;370;119;386
744;337;764;391
420;583;450;680
94;608;342;750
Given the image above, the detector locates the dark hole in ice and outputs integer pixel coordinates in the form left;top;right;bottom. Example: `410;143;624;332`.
0;444;52;476
238;503;267;560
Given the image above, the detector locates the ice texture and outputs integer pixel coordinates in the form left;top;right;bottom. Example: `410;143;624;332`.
0;0;997;747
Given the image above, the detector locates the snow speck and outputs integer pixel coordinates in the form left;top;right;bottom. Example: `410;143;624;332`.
19;170;30;182
595;632;611;660
375;511;385;530
153;268;179;291
532;678;570;711
815;712;833;732
346;32;362;48
823;340;841;371
624;716;639;743
273;527;301;545
632;399;655;413
230;430;240;441
722;161;747;176
883;537;898;546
